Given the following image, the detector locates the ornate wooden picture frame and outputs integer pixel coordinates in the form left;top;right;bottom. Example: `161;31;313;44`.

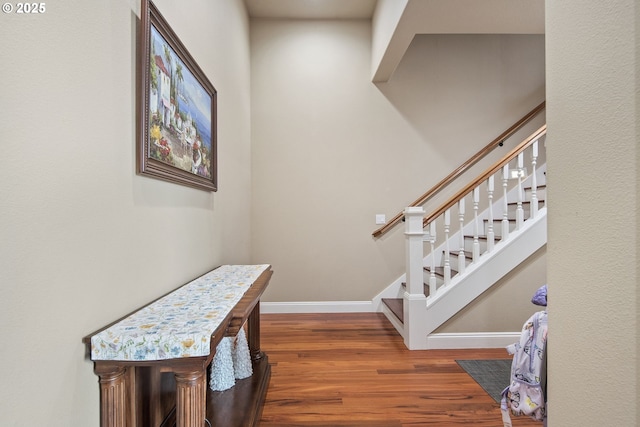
138;0;217;191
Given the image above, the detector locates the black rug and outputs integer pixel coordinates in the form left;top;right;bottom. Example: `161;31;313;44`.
456;359;512;403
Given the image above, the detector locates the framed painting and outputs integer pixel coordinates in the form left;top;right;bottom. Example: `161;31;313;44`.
138;0;217;191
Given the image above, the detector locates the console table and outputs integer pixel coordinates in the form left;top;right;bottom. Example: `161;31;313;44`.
83;265;273;427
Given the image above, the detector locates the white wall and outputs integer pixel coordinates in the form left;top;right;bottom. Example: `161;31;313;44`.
0;0;251;425
546;0;638;425
250;20;546;331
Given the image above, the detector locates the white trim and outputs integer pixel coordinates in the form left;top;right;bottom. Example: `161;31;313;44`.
261;300;376;313
422;209;547;336
261;302;520;350
426;332;520;349
371;277;405;305
381;303;405;336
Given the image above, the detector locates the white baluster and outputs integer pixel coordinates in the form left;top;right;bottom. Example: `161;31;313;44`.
472;187;480;262
516;152;524;229
458;198;466;275
530;140;539;218
443;209;451;285
502;164;510;239
487;175;495;251
428;222;437;296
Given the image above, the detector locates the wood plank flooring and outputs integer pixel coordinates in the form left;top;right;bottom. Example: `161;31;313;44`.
259;312;541;427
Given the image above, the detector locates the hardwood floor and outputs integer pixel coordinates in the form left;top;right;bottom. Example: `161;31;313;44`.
259;312;541;427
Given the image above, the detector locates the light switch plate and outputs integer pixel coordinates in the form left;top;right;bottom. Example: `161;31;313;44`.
375;214;386;225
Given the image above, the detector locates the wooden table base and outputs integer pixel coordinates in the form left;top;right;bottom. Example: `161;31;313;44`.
85;267;273;427
205;356;271;427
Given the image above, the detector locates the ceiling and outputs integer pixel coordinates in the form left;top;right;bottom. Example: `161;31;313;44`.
243;0;378;19
243;0;545;82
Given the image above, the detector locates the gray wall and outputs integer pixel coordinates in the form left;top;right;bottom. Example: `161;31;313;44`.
250;21;546;331
5;1;629;424
546;0;638;425
0;1;252;425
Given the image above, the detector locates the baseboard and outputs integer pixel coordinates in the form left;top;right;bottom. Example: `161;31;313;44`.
261;301;376;313
426;332;520;349
261;302;519;349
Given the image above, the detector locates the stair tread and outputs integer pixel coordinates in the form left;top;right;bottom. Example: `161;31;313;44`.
401;281;430;297
424;266;459;276
382;298;403;323
464;234;502;240
507;200;545;206
448;250;473;259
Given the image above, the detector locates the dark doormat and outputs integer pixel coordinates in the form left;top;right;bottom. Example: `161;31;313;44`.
456;359;512;403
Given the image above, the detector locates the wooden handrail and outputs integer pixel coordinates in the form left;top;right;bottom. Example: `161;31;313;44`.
422;124;547;227
372;101;545;237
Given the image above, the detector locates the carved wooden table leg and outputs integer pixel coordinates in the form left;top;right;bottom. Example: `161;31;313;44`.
174;366;207;427
248;301;263;361
94;363;128;427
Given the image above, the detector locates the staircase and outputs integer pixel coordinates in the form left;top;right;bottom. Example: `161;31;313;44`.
380;125;547;350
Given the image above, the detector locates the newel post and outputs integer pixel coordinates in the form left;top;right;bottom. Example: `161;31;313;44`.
404;207;425;295
403;207;428;350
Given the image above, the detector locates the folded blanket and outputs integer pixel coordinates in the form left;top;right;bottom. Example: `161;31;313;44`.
531;284;547;306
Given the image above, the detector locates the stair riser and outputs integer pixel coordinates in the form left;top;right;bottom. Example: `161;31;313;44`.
462;236;493;253
505;200;545;217
524;187;546;200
